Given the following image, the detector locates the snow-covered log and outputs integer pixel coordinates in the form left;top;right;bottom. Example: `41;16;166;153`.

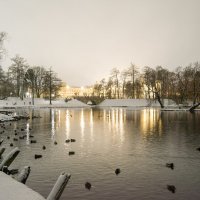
47;172;71;200
0;147;5;158
0;138;4;145
17;166;31;184
0;147;20;170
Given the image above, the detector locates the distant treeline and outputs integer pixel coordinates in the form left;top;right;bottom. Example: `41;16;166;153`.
93;63;200;107
0;32;62;100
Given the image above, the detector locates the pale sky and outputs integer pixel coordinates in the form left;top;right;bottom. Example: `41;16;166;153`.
0;0;200;86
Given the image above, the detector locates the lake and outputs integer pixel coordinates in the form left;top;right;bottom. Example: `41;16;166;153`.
1;108;200;200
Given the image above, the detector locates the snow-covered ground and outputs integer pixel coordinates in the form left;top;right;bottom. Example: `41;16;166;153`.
0;172;45;200
98;99;176;107
0;98;89;108
0;113;14;122
0;97;178;109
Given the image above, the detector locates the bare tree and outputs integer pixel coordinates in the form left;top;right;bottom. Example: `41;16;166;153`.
0;32;7;60
127;63;138;98
42;68;62;104
32;66;47;98
105;78;113;98
143;66;166;108
188;62;200;104
24;68;36;104
8;55;28;99
110;68;120;98
120;69;129;98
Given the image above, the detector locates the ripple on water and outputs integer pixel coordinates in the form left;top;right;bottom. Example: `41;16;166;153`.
3;108;200;200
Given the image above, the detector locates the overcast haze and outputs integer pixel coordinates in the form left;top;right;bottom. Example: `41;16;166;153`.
0;0;200;86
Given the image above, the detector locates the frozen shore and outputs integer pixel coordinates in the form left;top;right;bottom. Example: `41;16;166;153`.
97;99;176;107
0;113;15;122
0;98;90;109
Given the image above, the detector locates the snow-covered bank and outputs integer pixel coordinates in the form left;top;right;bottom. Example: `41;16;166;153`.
0;172;46;200
0;113;14;122
97;99;176;108
0;98;89;108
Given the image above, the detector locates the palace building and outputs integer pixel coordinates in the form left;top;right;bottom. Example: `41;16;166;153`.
59;82;93;98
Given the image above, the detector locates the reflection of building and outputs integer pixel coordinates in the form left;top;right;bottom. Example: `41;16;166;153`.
59;82;93;98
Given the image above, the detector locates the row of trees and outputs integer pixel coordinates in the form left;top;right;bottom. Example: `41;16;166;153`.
93;64;143;99
0;32;62;104
93;63;200;106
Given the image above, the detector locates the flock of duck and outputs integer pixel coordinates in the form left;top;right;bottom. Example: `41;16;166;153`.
1;116;200;196
0;119;122;192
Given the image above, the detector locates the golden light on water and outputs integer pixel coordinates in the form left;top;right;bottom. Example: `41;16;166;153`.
140;109;162;137
119;108;125;143
103;108;126;144
58;110;61;126
26;123;30;144
51;109;55;139
47;108;162;144
65;110;70;138
80;109;85;138
90;109;94;141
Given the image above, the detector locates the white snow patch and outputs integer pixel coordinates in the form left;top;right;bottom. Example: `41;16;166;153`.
0;113;14;121
65;99;89;108
98;99;149;107
98;99;176;107
0;172;45;200
0;97;90;108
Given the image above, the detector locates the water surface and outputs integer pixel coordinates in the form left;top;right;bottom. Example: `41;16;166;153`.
1;108;200;200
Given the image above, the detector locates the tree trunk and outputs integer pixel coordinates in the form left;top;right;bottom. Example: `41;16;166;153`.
32;82;35;105
155;91;164;108
189;102;200;113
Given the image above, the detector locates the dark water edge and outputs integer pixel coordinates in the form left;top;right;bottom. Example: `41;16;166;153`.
1;108;200;200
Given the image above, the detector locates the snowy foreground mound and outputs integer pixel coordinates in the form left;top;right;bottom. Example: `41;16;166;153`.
0;172;45;200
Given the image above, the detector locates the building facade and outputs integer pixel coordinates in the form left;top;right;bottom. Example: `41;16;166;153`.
59;82;93;98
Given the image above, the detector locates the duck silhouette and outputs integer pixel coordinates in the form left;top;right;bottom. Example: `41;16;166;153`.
85;182;92;190
166;163;174;170
115;168;121;175
35;154;42;159
196;147;200;151
69;151;75;155
167;185;176;193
